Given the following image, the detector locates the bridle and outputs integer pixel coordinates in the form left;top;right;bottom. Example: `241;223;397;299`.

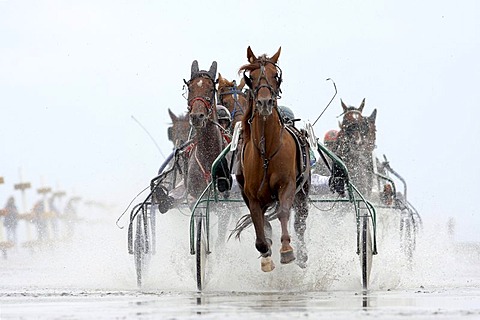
217;80;247;121
184;73;217;117
244;59;283;108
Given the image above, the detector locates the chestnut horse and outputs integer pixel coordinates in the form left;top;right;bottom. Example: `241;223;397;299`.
334;99;377;197
217;73;248;131
184;60;227;203
234;46;311;272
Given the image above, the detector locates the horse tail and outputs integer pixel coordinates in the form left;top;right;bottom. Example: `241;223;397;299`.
229;213;252;240
228;204;278;240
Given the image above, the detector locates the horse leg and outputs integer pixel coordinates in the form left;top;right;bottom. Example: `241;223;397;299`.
277;189;296;264
250;201;275;272
261;219;275;271
294;193;309;268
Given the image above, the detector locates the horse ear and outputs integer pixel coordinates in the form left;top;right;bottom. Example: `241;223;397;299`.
271;47;282;63
191;60;199;79
369;108;377;123
218;73;225;87
238;77;246;90
338;121;342;129
168;108;178;122
247;46;257;63
209;61;217;80
358;98;366;112
341;99;348;113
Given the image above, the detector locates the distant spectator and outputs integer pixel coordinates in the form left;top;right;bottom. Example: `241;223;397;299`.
64;197;79;238
3;197;19;245
48;195;60;239
33;200;48;242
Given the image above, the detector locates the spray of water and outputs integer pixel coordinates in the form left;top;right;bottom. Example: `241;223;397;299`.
2;203;479;294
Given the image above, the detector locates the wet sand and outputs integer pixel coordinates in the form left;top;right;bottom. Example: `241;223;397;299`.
2;288;480;319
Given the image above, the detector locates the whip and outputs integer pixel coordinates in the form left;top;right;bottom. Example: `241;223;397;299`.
312;78;337;127
131;115;167;160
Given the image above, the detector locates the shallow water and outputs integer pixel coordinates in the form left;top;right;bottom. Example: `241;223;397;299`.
1;205;479;319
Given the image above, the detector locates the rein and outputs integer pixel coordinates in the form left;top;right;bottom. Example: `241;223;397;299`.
256;109;285;191
194;147;211;182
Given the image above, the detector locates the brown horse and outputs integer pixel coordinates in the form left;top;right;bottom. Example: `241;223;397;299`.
334;99;377;197
217;73;248;131
184;60;232;202
184;60;222;202
234;46;311;272
217;73;249;177
167;108;191;148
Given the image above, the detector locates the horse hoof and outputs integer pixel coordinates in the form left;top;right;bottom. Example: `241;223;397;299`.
261;256;275;272
280;250;296;264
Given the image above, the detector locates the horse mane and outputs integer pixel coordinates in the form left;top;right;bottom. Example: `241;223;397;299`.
238;54;270;73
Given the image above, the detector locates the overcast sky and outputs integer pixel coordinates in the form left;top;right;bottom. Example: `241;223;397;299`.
1;1;479;241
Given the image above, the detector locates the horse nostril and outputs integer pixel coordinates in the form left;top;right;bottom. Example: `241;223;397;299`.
256;100;263;109
267;99;274;107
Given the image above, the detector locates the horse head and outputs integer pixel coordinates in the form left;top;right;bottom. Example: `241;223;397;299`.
185;60;218;129
217;73;247;128
167;108;190;148
240;46;282;117
338;99;376;151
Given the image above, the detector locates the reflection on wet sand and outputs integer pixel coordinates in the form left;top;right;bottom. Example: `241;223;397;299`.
192;290;376;316
362;293;369;308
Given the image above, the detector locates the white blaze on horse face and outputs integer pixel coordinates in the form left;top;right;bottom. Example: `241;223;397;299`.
196;79;203;87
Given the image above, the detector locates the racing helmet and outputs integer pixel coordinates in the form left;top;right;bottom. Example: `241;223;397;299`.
216;105;232;122
278;105;295;122
324;129;339;143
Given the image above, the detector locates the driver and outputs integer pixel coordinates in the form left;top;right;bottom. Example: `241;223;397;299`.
216;105;232;133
